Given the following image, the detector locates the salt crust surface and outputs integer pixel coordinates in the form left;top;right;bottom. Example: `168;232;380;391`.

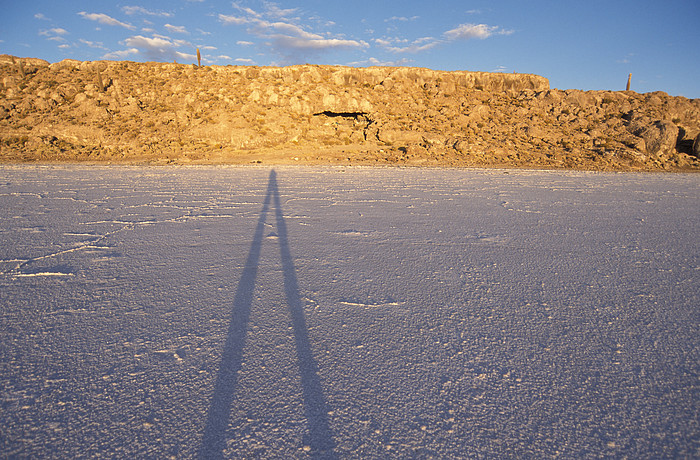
1;166;698;457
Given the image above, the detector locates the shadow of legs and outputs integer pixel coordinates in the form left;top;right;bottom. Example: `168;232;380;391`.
198;176;272;459
199;170;336;459
272;172;338;458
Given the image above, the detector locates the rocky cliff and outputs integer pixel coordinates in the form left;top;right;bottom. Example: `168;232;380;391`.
1;55;699;170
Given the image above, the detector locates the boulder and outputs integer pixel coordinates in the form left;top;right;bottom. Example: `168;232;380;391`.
693;133;700;158
50;59;82;71
377;128;424;145
631;120;679;155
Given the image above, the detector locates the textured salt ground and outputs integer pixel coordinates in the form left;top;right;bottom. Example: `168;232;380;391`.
0;165;698;458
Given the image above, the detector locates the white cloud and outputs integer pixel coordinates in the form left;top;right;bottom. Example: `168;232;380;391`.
262;21;321;40
349;57;413;67
444;23;511;41
219;8;368;63
109;34;196;62
218;14;249;25
232;4;262;18
237;41;254;46
34;13;50;21
103;48;139;60
125;35;172;49
177;51;197;60
165;24;189;34
387;42;439;53
272;36;368;51
122;6;172;17
200;45;217;50
374;21;513;55
414;36;436;45
39;28;69;44
78;12;135;30
40;28;69;37
235;58;255;63
375;36;440;54
58;44;71;49
384;16;419;22
264;4;298;19
79;39;107;49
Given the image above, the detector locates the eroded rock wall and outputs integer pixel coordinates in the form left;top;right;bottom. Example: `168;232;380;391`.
1;55;698;170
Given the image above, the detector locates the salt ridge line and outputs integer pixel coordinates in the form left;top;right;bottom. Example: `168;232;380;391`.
1;206;238;278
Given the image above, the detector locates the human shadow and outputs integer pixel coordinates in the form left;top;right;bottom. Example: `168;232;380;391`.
199;170;336;459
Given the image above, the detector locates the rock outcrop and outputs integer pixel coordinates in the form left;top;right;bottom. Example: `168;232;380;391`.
1;55;699;170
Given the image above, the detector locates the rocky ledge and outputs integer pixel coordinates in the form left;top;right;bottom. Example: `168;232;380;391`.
1;55;699;170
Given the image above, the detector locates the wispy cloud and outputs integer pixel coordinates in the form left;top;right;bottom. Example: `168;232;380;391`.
617;53;635;64
39;28;69;37
232;3;262;18
444;23;512;40
34;13;50;21
237;40;254;46
79;39;107;50
219;4;367;63
375;36;439;54
39;28;69;43
349;56;413;67
164;24;189;34
235;58;255;63
376;21;513;55
103;48;140;60
218;14;249;26
78;12;135;30
122;6;172;17
115;35;196;61
384;16;419;22
105;34;195;61
265;5;298;19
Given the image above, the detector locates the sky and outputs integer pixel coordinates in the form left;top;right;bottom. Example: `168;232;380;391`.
1;0;699;97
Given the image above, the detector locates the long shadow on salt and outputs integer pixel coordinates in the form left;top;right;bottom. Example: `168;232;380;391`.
199;170;336;459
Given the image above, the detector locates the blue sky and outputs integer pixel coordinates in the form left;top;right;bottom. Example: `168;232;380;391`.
1;0;699;97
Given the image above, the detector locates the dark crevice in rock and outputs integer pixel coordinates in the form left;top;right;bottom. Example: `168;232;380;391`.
313;111;368;119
